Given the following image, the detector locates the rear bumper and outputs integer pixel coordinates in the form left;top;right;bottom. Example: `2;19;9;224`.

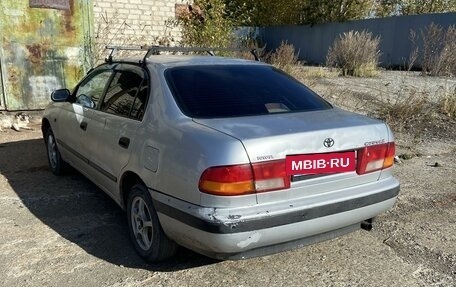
151;176;399;259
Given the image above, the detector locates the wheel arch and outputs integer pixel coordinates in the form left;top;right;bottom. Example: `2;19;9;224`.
41;117;51;138
119;171;146;210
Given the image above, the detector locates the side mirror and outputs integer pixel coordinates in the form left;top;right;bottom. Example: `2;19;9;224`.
51;89;70;102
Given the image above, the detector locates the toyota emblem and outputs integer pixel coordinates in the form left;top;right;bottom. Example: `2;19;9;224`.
323;138;335;148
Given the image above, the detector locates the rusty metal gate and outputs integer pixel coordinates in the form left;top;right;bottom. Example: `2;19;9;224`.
0;0;93;110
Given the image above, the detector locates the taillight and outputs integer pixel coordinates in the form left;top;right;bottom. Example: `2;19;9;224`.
357;142;395;175
199;164;255;196
199;160;290;196
252;160;290;192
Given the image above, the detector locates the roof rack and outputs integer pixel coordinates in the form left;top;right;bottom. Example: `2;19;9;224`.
105;45;264;64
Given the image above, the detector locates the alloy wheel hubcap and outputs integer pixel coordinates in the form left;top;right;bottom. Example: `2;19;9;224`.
131;197;153;250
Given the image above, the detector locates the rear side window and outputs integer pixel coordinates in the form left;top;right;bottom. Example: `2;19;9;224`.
165;65;331;118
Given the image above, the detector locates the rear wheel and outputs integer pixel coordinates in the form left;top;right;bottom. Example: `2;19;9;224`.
45;128;67;175
127;183;177;262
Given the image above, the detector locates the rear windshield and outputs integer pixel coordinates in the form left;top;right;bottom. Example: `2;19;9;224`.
165;65;332;118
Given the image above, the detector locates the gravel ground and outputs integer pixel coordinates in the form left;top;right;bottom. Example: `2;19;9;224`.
0;72;455;286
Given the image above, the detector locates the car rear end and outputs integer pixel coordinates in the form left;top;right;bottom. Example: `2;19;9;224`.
151;59;399;259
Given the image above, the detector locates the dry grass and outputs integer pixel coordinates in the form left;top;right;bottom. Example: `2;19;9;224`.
292;66;339;79
265;41;299;74
373;80;455;138
421;24;456;77
378;89;433;129
303;69;456;139
326;30;381;77
438;87;456;118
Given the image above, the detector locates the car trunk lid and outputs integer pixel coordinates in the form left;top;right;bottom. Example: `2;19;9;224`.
194;108;392;203
194;108;389;159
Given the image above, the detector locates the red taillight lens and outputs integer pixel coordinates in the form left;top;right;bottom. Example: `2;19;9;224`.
199;160;290;196
252;160;290;192
356;142;395;175
199;164;255;196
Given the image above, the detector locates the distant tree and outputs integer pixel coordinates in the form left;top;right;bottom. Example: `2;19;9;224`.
225;0;303;26
373;0;456;17
227;0;375;25
300;0;375;25
224;0;456;27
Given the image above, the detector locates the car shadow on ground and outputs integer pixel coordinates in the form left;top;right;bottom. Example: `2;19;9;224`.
0;137;218;271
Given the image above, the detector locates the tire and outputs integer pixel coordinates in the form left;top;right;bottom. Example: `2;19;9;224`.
45;128;68;175
127;183;177;262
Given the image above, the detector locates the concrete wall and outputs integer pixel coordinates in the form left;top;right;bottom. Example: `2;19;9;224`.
260;12;456;67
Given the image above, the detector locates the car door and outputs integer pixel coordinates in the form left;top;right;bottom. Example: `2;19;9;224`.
56;68;114;173
86;64;149;197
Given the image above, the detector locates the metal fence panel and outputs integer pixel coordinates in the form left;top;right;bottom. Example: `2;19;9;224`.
261;12;456;67
0;0;93;110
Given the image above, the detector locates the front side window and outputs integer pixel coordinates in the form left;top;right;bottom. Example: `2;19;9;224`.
165;65;332;118
100;70;145;118
75;70;113;108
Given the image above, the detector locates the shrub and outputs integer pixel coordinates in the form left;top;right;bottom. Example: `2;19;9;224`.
377;88;433;130
176;0;235;48
266;41;299;74
326;30;381;77
421;23;456;77
439;88;456;118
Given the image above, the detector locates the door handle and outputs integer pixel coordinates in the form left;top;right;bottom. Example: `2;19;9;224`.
118;137;130;149
80;121;88;131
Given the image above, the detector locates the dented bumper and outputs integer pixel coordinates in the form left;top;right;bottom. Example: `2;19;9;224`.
151;176;399;259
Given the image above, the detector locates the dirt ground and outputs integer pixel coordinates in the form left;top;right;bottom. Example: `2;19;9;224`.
0;71;455;286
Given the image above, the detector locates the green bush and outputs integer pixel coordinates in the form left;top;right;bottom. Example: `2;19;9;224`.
176;0;235;48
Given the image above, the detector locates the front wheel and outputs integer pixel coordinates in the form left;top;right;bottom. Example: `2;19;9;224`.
127;183;177;262
45;128;67;175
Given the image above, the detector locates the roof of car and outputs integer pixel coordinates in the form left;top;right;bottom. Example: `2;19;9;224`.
115;55;267;68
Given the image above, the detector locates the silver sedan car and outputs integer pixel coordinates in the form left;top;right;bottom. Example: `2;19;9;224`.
42;47;399;262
